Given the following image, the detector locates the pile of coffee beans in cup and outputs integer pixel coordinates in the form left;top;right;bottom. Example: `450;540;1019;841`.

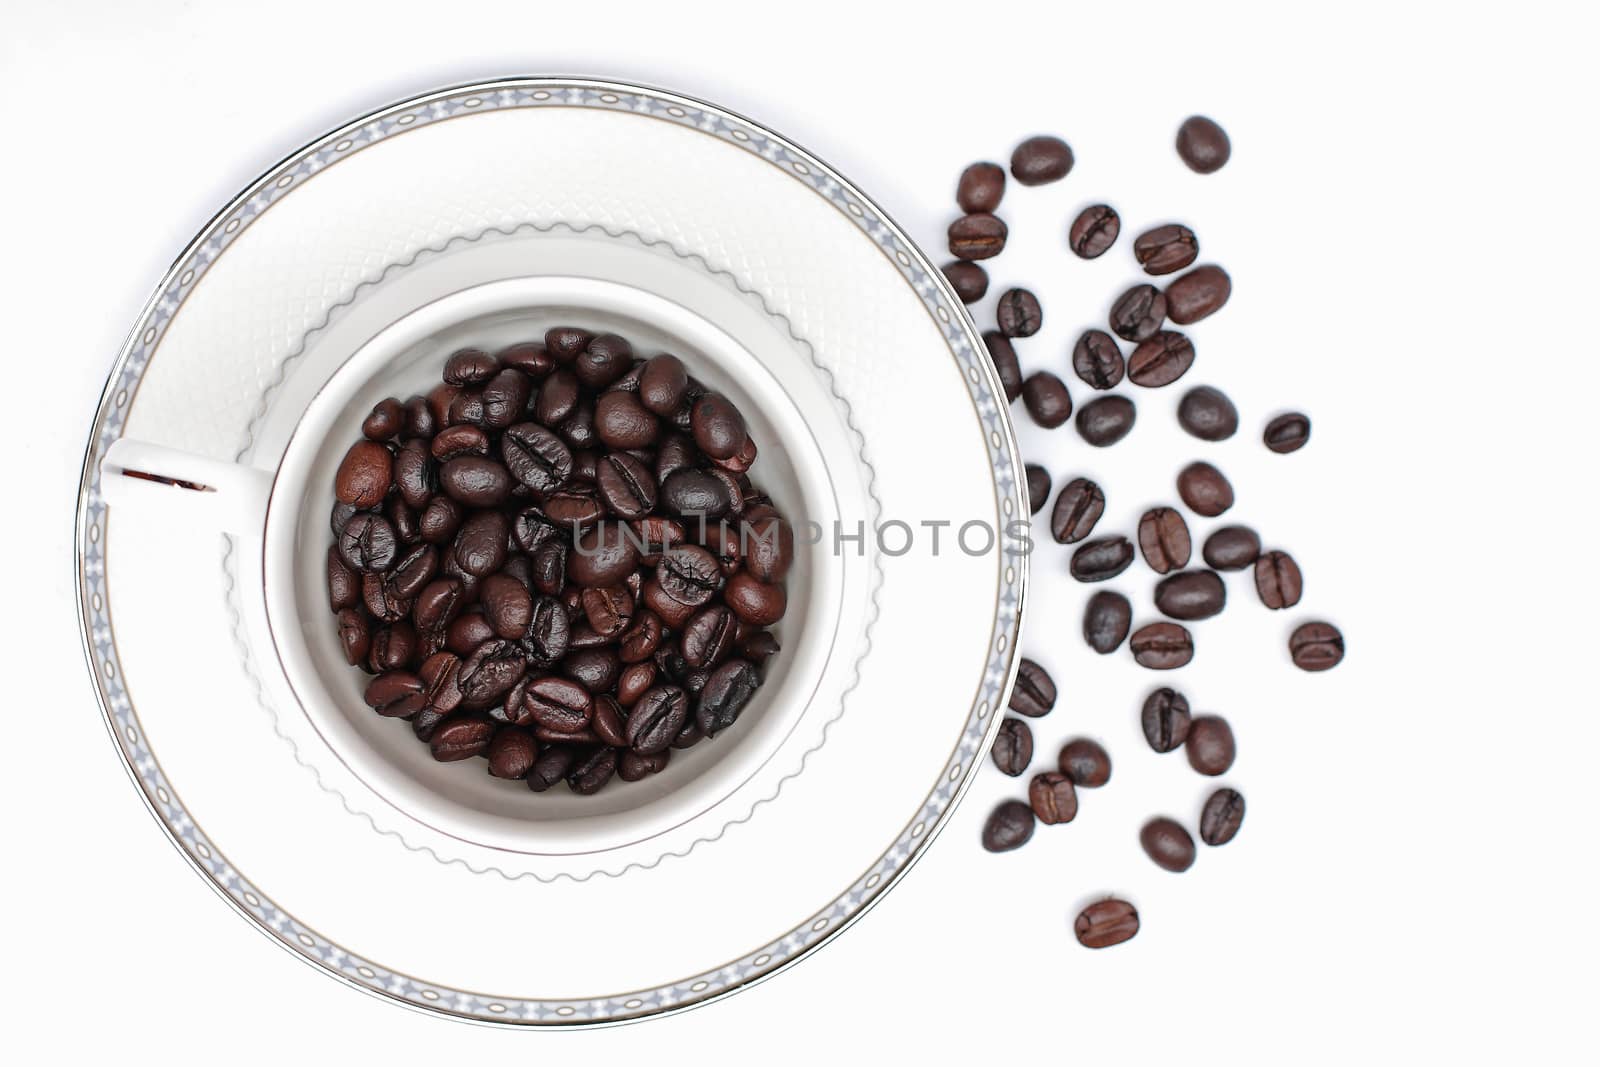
326;328;793;795
951;119;1344;949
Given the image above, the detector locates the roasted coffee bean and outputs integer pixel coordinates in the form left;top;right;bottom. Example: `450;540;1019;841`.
543;486;605;531
565;523;638;587
1070;536;1135;582
991;717;1033;777
364;671;425;718
529;540;567;596
706;468;746;519
418;495;464;544
562;647;622;693
636;353;688;416
414;578;467;637
1058;738;1111;787
446;388;487;427
1051;478;1105;544
1075;394;1136;447
575;334;632;389
393;443;436;510
1134;223;1199;275
521;596;572;668
482;369;533;431
983;331;1025;403
1075;899;1139;949
691;394;748;461
1069;204;1120;259
452;511;508;577
1010;135;1073;185
587;694;629;747
520;676;592;733
457;640;526;709
1177;461;1234;517
1176;116;1230;174
334;441;392;509
632;515;685;559
368;623;417;672
1109;284;1167;343
594;453;655;520
1072;329;1125;390
533;368;580;426
499;422;571;492
426;382;460;428
362;570;411;623
652;544;719;608
485;727;537;779
1200;788;1245;845
1289;621;1344;671
1025;465;1051;515
1155;569;1227;621
594;391;660;451
439;456;513;507
724;572;786;626
997;288;1043;338
660;469;733;520
1028;772;1078;825
336;609;371;666
1009;658;1057;717
617;749;671;782
1254;550;1303;609
566;745;618;795
737;630;780;667
443;348;498;386
1022;372;1073;428
942;261;989;304
682;605;736;668
386;497;420;546
743;513;793;583
429;717;495;762
1140;818;1197;872
1203;525;1260;570
1177;385;1238;441
418;651;463;716
629;685;689;754
579;585;632;639
327;545;361;611
618;610;664;663
956;161;1005;212
1138;508;1192;574
1130;622;1194;669
948;212;1007;260
1186;715;1235;775
338;513;398;573
1165;265;1232;325
497;341;554;380
482;573;533;638
1083;591;1132;654
362;398;404;441
698;658;761;735
1128;331;1195;388
527;744;576;792
544;327;591;364
1141;688;1192;752
982;800;1036;852
402;395;435;439
330;500;358;538
1264;412;1311;454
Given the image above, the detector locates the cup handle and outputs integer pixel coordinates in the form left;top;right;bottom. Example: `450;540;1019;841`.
100;438;274;536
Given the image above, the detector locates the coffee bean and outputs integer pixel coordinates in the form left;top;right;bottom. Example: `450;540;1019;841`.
544;327;591;364
1254;550;1303;609
981;800;1036;852
414;578;467;638
364;671;425;718
1289;621;1344;671
991;717;1033;777
997;288;1043;338
327;545;361;611
1140;818;1196;872
1138;508;1192;574
636;353;688;416
743;513;793;583
439;456;513;507
1070;536;1135;582
534;368;580;427
1177;385;1238;440
589;694;630;746
482;369;533;430
1022;372;1073;428
431;424;489;461
1058;738;1111;787
443;348;498;386
362;398;404;441
596;452;657;519
1075;899;1139;949
983;332;1024;403
1009;658;1056;717
1177;461;1234;517
453;510;509;577
618;748;672;782
1130;622;1194;669
1176;116;1230;174
1010;135;1073;186
629;685;689;754
1202;525;1260;571
368;623;417;672
942;261;990;304
497;340;555;380
724;572;786;626
336;609;370;666
565;524;638;587
1165;265;1231;325
1072;330;1125;390
737;630;781;668
593;391;660;452
681;604;736;668
566;745;618;795
1154;570;1227;621
485;727;537;779
1200;788;1245;845
1028;772;1078;825
457;640;526;710
430;717;495;762
418;496;463;545
579;585;633;640
698;658;761;735
482;573;534;638
1069;204;1120;259
401;395;435;439
574;334;632;390
1141;688;1192;752
562;647;622;693
1264;412;1311;454
1109;284;1167;343
1127;331;1195;388
334;441;392;509
499;423;571;492
1083;591;1132;654
948;213;1007;260
1075;394;1136;447
618;610;664;664
956;161;1005;212
1025;464;1051;515
1133;223;1199;275
338;513;398;573
520;676;593;733
529;540;567;596
660;469;733;520
1186;716;1235;775
526;744;576;792
418;651;463;716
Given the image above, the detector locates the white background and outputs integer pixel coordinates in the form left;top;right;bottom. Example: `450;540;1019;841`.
3;1;1596;1061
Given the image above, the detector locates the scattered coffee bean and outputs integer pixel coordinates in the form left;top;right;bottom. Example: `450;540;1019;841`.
1199;788;1245;845
1069;204;1120;259
1009;658;1057;717
1176;116;1231;174
1165;265;1232;325
1133;223;1199;276
956;161;1006;213
1130;622;1194;669
1141;688;1192;752
1029;772;1078;824
1128;331;1195;388
1264;412;1311;454
1075;394;1136;447
1057;738;1111;787
1254;550;1303;609
982;800;1036;852
1185;715;1235;775
1025;464;1052;515
1070;536;1135;582
1154;570;1227;621
1140;818;1197;872
1010;135;1073;185
1072;329;1125;390
997;288;1043;338
983;332;1024;402
942;261;990;304
1202;525;1260;571
1177;461;1234;517
949;213;1007;260
1176;385;1238;441
992;717;1034;777
1022;372;1073;428
1083;591;1132;654
1075;899;1139;949
1138;508;1191;574
1289;621;1344;671
1050;477;1105;544
1109;284;1167;342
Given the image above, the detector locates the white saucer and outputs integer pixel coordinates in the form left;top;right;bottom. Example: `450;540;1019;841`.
76;77;1025;1025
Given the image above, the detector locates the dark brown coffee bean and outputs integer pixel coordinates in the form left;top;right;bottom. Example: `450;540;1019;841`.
698;658;761;736
1075;899;1139;949
1083;591;1132;654
402;395;435;439
1072;330;1125;390
1075;394;1136;447
1140;818;1197;872
527;744;576;792
594;390;661;451
457;640;526;709
1177;461;1234;517
1069;204;1120;259
1130;622;1194;669
981;800;1036;852
1141;688;1192;752
418;495;464;544
498;423;571;492
1058;738;1111;787
1109;284;1167;343
1022;372;1073;428
438;456;513;507
1127;331;1195;389
983;331;1024;403
1289;621;1344;671
543;485;606;531
682;605;736;668
532;369;579;428
1133;223;1199;275
595;452;657;520
660;469;733;521
336;608;371;666
743;513;793;583
327;545;360;611
566;745;618;795
481;369;532;431
338;513;398;573
1165;265;1231;325
618;610;664;664
1176;116;1230;174
426;382;460;427
446;388;486;428
635;353;688;416
452;510;508;577
1177;386;1237;441
578;585;632;639
519;676;592;733
1202;525;1260;571
334;441;392;509
997;288;1043;338
521;596;572;668
330;500;358;538
1010;135;1073;185
1070;536;1135;582
574;334;632;389
724;572;786;626
948;213;1007;260
562;647;622;693
414;578;467;638
1254;550;1303;609
991;717;1033;777
1028;772;1078;825
1264;412;1311;454
418;652;463;716
481;573;533;638
956;161;1005;212
1138;508;1191;574
367;622;417;672
544;327;591;364
618;749;671;782
364;671;425;717
1050;478;1105;544
497;341;554;380
1009;658;1056;717
1154;570;1227;621
582;694;625;747
629;685;689;754
484;727;536;779
362;398;403;441
385;497;420;546
1025;465;1051;515
1200;788;1245;845
529;540;567;596
1186;715;1235;775
942;261;989;304
429;717;495;762
443;348;497;386
566;523;639;587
